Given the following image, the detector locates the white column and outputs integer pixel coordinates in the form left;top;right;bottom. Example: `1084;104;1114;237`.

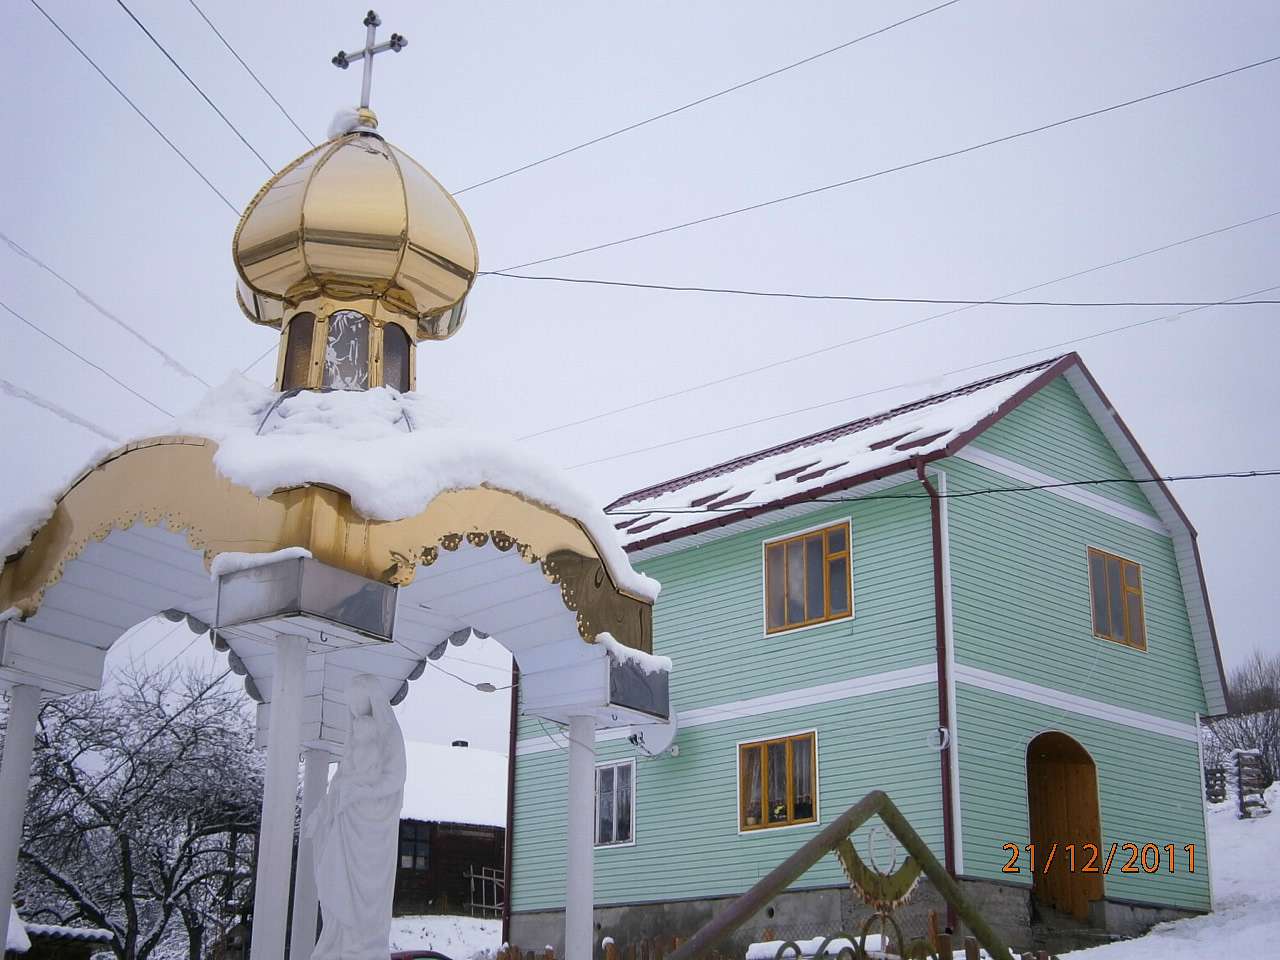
289;746;330;960
0;684;41;953
250;635;308;960
564;714;595;960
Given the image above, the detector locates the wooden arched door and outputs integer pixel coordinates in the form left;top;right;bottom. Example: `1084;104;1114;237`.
1026;732;1104;920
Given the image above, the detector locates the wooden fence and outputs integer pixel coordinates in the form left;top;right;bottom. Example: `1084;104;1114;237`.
1204;766;1226;804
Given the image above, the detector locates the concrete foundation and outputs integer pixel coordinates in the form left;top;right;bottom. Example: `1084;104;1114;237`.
509;877;1201;958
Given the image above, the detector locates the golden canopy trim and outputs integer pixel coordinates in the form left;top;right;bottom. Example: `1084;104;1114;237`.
0;438;650;651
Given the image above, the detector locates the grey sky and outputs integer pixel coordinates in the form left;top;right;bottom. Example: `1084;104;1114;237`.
3;1;1278;747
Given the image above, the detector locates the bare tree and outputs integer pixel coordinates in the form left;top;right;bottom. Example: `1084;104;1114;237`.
7;664;263;960
1204;648;1280;784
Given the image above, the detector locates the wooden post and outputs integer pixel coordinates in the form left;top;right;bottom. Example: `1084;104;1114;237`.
604;940;618;960
935;934;953;958
964;936;981;960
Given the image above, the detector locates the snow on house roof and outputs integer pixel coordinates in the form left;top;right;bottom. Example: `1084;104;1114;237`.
400;740;508;828
0;377;657;603
5;905;113;952
607;356;1066;550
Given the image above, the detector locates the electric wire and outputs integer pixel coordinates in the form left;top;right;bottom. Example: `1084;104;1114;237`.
497;53;1280;271
113;0;276;174
0;377;120;442
0;298;174;417
183;0;315;147
565;282;1280;470
25;0;239;215
607;470;1280;516
484;272;1280;307
452;0;964;194
1;232;213;387
516;210;1280;442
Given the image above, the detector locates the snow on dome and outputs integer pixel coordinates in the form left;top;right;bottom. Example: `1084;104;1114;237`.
400;740;508;827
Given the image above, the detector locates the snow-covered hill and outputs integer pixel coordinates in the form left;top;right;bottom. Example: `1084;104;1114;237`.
1068;783;1279;957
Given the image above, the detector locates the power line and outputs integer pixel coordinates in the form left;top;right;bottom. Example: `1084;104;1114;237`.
25;0;238;215
608;470;1280;515
516;209;1280;442
498;53;1280;271
452;0;964;194
1;298;173;417
2;232;212;387
113;0;275;174
484;271;1280;307
183;0;314;147
566;282;1280;470
0;377;120;442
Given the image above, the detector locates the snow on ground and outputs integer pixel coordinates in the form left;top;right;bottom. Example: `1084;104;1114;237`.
1067;783;1280;958
389;914;501;959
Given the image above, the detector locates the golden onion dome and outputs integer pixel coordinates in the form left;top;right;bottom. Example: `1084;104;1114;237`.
233;109;478;341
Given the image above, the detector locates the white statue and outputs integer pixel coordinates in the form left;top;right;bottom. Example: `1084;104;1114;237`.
307;674;407;960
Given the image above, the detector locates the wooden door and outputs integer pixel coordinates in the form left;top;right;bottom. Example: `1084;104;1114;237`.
1026;732;1104;920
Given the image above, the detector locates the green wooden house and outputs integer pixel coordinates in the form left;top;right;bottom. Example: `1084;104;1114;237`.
505;353;1226;954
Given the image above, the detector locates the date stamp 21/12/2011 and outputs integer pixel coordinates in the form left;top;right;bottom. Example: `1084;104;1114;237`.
1002;842;1198;875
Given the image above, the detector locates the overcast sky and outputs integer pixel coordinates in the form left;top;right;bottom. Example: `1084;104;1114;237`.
3;0;1278;749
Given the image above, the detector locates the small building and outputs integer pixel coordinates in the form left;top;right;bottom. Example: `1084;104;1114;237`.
5;905;113;960
395;742;508;917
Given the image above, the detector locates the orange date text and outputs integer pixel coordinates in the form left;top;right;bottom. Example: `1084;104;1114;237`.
1001;842;1197;875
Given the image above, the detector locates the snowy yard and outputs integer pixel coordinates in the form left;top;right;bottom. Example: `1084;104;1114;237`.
389;914;502;959
1067;783;1279;958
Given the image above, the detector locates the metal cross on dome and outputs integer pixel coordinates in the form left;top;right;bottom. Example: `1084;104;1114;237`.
331;10;408;109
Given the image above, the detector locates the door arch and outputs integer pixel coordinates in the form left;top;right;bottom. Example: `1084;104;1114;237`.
1026;732;1104;920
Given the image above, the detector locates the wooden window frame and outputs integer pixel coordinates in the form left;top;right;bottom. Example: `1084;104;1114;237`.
397;820;430;872
736;731;819;833
762;520;853;635
594;758;636;848
1086;546;1148;652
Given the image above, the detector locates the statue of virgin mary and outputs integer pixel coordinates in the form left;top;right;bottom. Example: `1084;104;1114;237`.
307;674;407;960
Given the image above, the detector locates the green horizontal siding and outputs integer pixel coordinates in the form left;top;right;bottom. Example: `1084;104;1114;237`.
970;375;1157;517
942;456;1207;724
955;684;1209;911
512;685;943;911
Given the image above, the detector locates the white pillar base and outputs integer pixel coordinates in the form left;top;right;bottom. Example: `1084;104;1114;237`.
0;684;41;953
564;714;596;960
289;746;330;960
249;635;308;960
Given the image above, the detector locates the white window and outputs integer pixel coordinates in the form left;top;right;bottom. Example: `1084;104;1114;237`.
595;759;634;847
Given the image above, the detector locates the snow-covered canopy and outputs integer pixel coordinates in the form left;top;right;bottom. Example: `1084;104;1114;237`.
400;741;508;827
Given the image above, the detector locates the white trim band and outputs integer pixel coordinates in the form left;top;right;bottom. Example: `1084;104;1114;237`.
953;663;1199;742
516;663;936;756
953;447;1167;536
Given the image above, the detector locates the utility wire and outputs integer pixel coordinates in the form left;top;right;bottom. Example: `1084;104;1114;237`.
516;209;1280;442
25;0;238;215
498;52;1280;271
452;0;964;194
0;377;119;442
567;282;1280;470
113;0;275;174
484;272;1280;307
2;232;212;387
1;299;173;417
183;0;314;147
608;470;1280;515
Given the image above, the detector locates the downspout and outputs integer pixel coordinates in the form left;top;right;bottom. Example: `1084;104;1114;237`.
916;459;958;930
502;663;520;944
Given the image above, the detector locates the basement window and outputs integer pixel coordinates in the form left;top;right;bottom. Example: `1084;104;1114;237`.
764;521;852;633
595;759;634;847
1087;547;1147;651
739;732;817;831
